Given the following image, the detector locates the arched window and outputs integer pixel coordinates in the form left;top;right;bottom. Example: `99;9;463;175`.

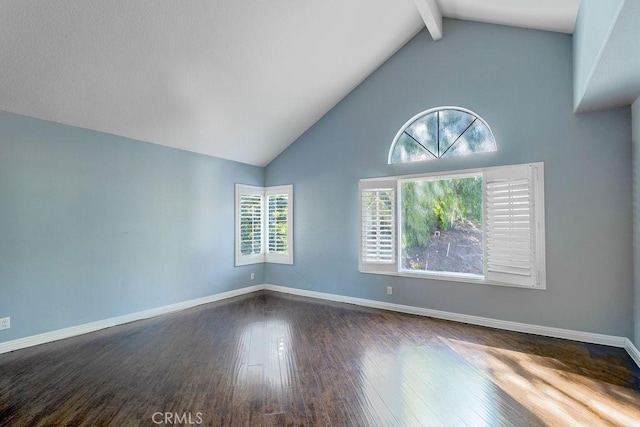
388;107;496;164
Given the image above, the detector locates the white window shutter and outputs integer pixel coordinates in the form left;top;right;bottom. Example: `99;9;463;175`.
236;184;294;266
484;163;545;288
267;194;288;253
265;185;293;264
359;180;397;273
240;194;263;254
235;184;265;266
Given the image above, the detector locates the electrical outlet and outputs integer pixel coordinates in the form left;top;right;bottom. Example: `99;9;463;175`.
250;273;255;280
387;286;392;295
0;317;9;330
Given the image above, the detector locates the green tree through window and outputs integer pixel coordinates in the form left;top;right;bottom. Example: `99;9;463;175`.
401;176;483;275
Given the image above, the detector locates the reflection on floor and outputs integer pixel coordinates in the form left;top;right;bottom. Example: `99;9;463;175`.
0;291;639;426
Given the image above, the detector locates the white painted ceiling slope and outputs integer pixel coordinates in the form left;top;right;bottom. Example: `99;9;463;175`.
574;0;640;112
0;0;579;166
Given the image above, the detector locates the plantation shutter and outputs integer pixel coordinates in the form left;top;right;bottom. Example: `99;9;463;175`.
267;194;288;253
235;184;294;266
359;180;397;273
240;194;263;255
484;163;545;288
265;185;293;264
235;185;265;266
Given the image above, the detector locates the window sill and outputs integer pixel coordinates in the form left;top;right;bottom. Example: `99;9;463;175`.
235;258;263;267
359;269;545;290
235;259;294;267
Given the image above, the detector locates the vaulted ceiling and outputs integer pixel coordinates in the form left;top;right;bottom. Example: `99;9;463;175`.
0;0;580;166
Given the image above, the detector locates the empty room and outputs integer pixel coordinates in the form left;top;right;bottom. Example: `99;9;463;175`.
1;0;640;425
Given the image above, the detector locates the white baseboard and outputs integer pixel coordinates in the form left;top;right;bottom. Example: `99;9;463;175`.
625;338;640;367
3;282;638;369
0;285;263;355
264;284;630;349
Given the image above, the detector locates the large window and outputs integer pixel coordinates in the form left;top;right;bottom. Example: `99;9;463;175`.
401;174;483;277
359;163;546;289
235;184;293;266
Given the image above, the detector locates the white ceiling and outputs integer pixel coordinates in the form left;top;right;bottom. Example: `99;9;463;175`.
574;0;640;112
0;0;580;166
439;0;579;34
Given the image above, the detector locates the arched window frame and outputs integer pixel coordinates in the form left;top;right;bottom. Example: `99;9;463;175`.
388;106;496;164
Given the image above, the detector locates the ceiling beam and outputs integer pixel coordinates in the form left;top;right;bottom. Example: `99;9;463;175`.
413;0;443;41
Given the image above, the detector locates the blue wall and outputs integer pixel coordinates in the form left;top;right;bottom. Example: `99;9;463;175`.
633;97;640;346
265;20;634;337
0;19;635;345
0;111;264;342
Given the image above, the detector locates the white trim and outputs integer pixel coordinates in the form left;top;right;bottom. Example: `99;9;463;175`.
624;338;640;367
362;161;529;184
2;283;637;369
263;284;628;349
533;164;546;289
360;269;545;289
0;285;263;355
413;0;443;41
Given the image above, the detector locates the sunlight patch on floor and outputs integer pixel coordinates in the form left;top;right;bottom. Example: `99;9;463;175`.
442;338;640;426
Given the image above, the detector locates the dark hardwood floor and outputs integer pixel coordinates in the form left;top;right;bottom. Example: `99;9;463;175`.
1;291;639;426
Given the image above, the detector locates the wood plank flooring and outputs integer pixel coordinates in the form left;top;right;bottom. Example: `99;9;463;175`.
0;291;639;426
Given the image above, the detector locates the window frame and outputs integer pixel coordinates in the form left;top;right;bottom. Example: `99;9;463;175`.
359;162;546;290
388;106;497;164
235;183;293;266
398;171;485;280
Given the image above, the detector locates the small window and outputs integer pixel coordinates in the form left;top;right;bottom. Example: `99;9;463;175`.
359;163;546;289
389;107;496;164
235;184;293;266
